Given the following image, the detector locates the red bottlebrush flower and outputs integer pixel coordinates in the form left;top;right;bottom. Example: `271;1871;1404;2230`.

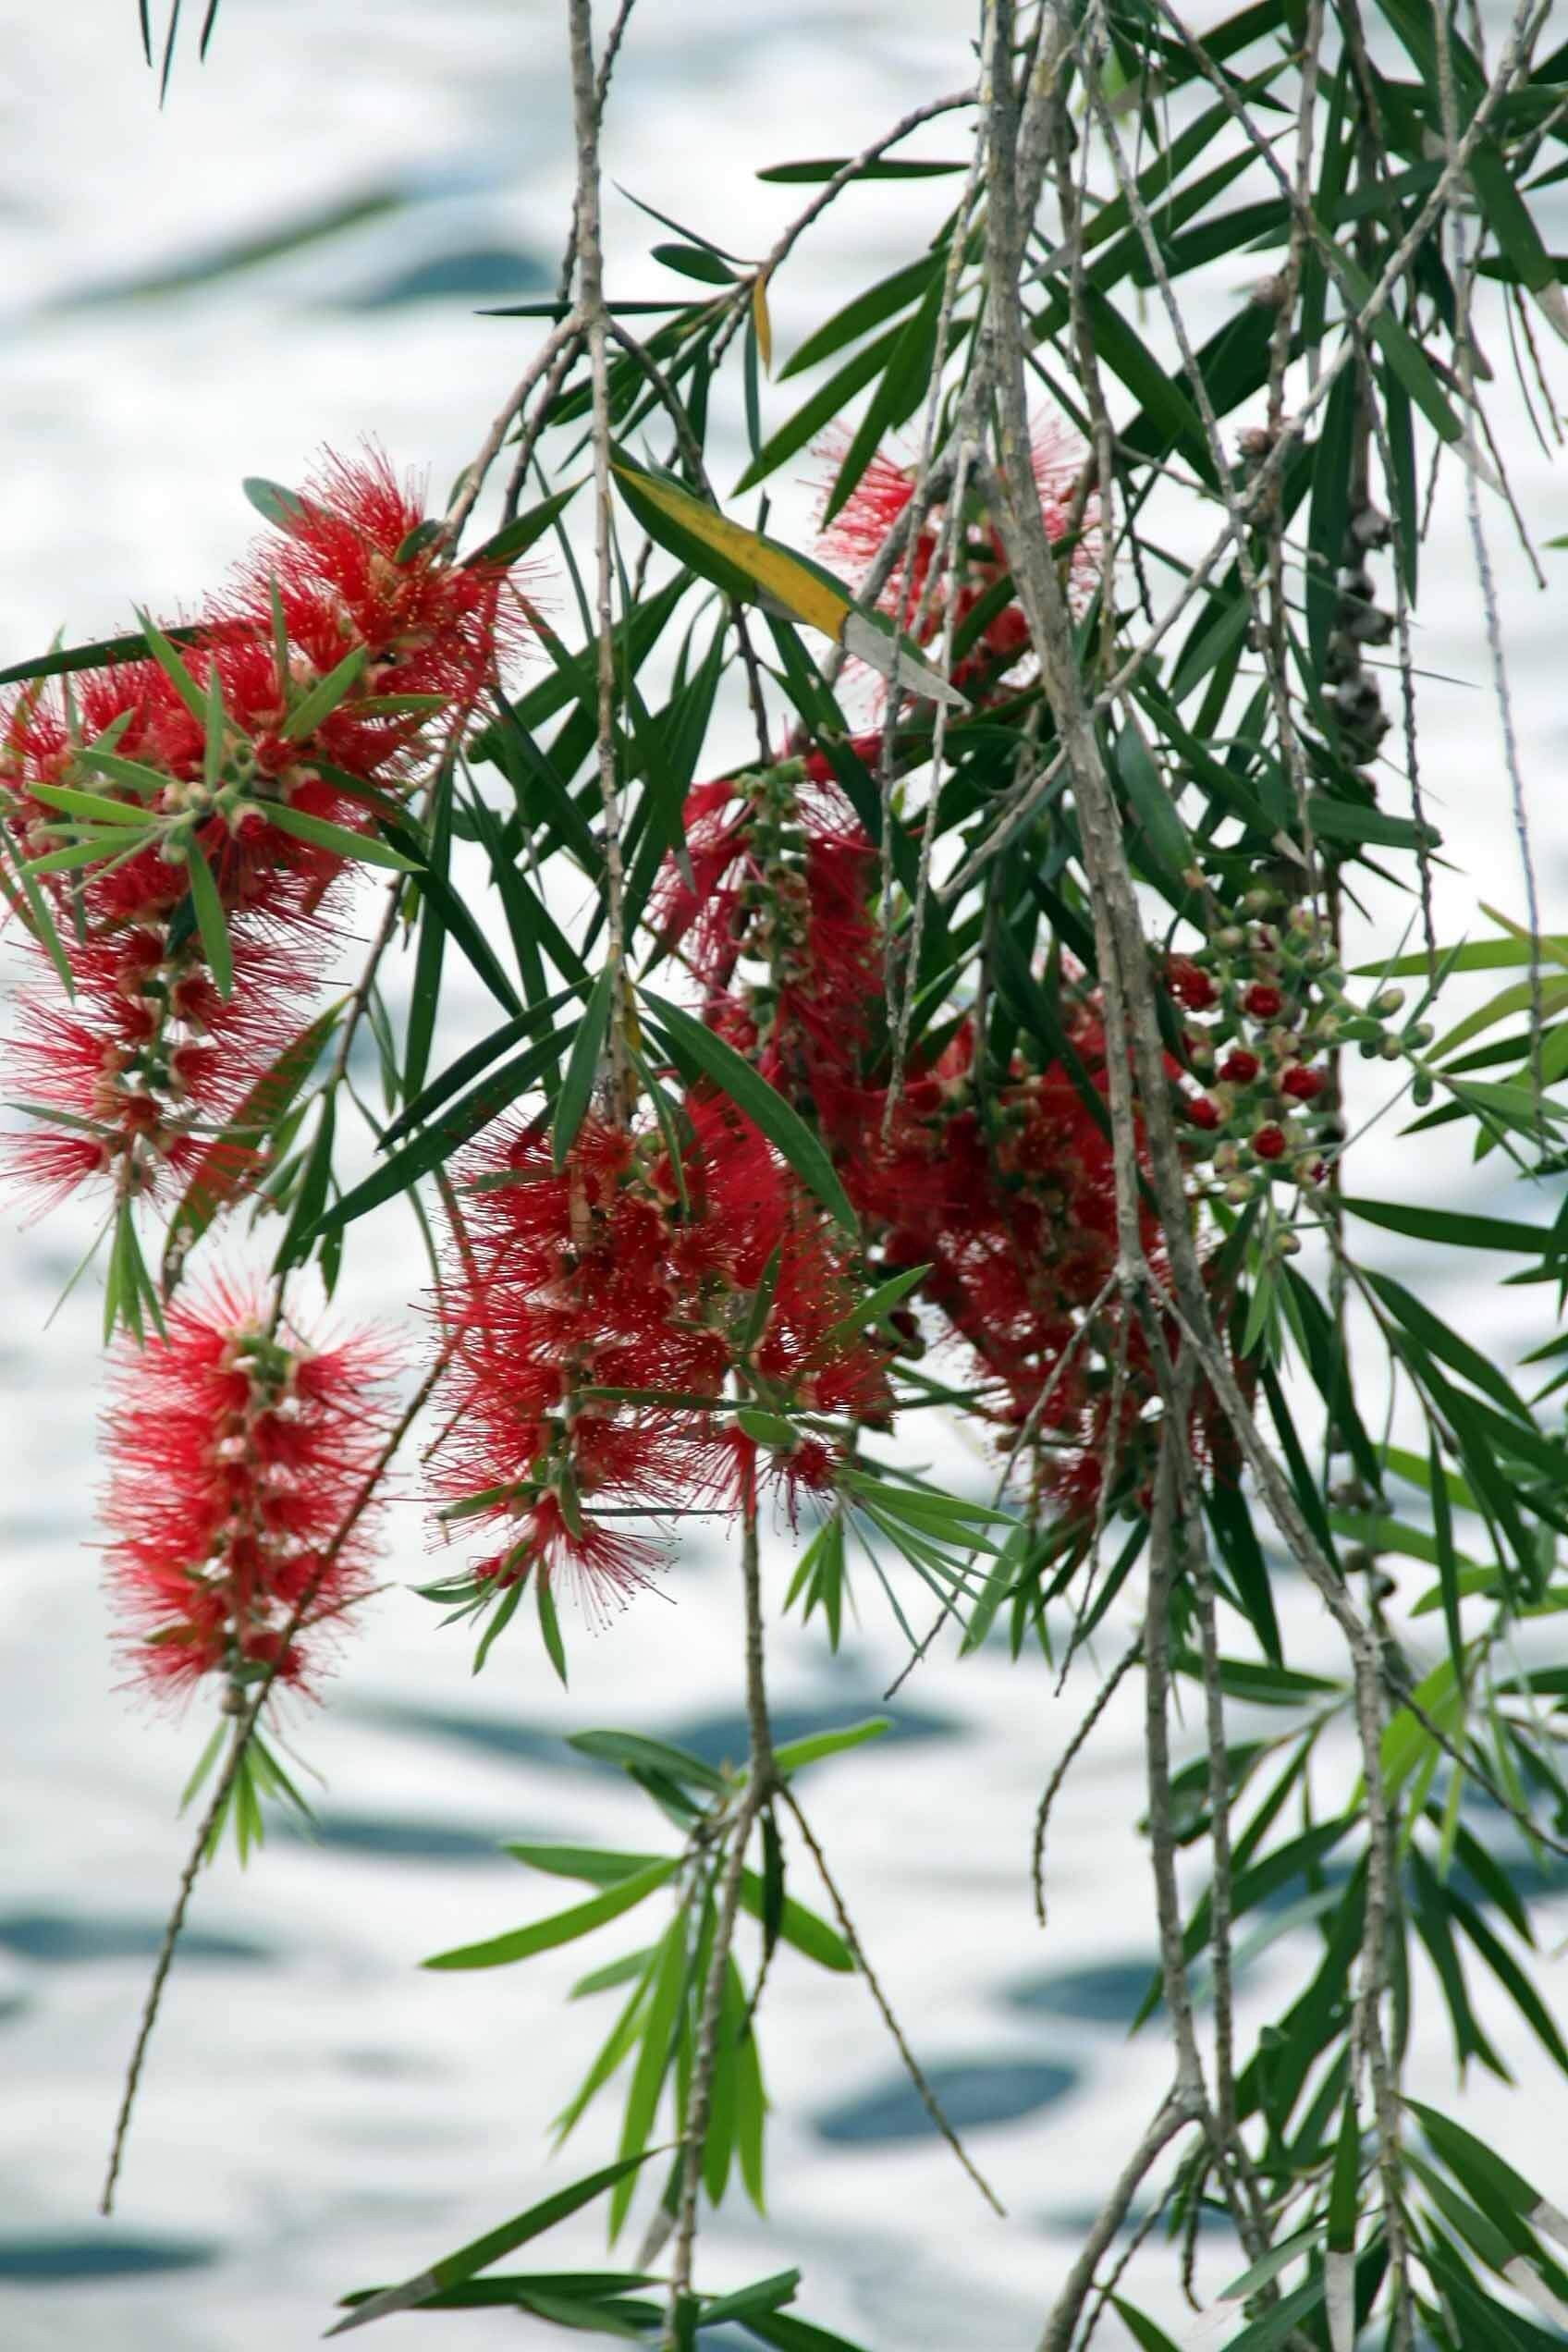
427;1108;891;1642
102;1282;398;1701
1252;1123;1288;1162
1219;1050;1261;1084
1280;1064;1325;1102
815;410;1098;679
1243;983;1285;1022
228;447;527;724
1167;956;1217;1013
2;921;329;1211
1185;1094;1222;1132
2;446;526;1228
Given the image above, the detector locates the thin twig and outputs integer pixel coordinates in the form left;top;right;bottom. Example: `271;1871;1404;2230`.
569;0;633;1123
779;1780;1005;2217
1032;1631;1143;1926
1035;2088;1199;2352
663;1479;774;2342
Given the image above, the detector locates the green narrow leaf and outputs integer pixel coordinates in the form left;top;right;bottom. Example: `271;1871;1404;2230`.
653;240;737;285
185;841;233;999
639;988;856;1235
136;606;208;725
243;475;308;533
273;1092;337;1274
254;798;417;871
423;1858;680;1972
1115;717;1193;881
281;645;370;740
735;1872;854;1972
466;479;585;570
569;1730;727;1793
28;778;161;826
610;1913;688;2236
163;1000;340;1280
759;1809;785;1966
814;1265;928;1354
403;765;452;1102
0;621;211;692
553;963;617;1168
325;2152;658;2335
821;263;946;525
305;1027;567;1245
0;820;75;994
734;329;904;491
1328;2089;1361;2252
769;1720;890;1776
537;1570;570;1685
1109;2301;1184;2352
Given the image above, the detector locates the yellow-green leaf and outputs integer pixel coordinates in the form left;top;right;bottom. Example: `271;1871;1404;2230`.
610;454;964;708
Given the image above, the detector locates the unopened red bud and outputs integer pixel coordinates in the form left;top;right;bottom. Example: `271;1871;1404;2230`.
1253;1123;1288;1162
1243;983;1284;1021
1280;1065;1325;1102
1219;1050;1260;1084
1168;958;1217;1012
1185;1095;1222;1132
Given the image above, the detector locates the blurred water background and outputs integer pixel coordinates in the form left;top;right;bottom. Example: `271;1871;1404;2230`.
2;2;1568;2346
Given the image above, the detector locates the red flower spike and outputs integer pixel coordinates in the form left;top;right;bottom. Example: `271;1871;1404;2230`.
102;1283;398;1701
815;410;1099;691
2;445;526;1225
427;1110;893;1631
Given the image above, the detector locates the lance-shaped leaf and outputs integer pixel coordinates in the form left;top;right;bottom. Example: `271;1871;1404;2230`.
553;962;616;1169
325;2152;657;2334
423;1857;680;1971
163;1005;342;1287
0;621;211;692
465;478;585;570
610;452;965;708
185;840;234;1000
242;475;309;533
280;644;369;740
251;799;417;870
639;987;856;1236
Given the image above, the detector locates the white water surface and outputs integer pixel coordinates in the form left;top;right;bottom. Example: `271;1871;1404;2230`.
3;5;1568;2348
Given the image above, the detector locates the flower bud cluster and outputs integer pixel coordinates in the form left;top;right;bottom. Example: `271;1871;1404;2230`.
1167;885;1410;1211
1323;495;1395;767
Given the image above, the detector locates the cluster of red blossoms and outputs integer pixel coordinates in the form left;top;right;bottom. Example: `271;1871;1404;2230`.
817;411;1099;698
102;1282;397;1698
653;739;1181;1515
0;451;519;1215
1167;887;1355;1208
428;1104;894;1614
